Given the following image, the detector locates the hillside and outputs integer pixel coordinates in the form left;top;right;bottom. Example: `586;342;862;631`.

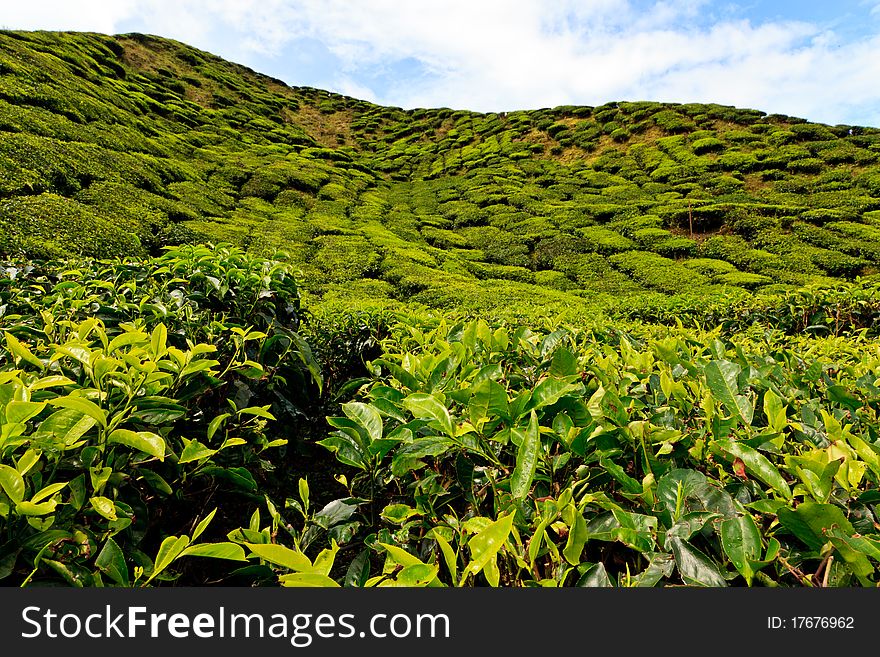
3;30;880;321
2;31;880;589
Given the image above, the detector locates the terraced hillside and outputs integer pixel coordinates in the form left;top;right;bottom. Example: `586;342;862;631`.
3;30;880;321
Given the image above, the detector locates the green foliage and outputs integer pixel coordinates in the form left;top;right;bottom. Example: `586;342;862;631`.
0;244;321;585
609;251;711;294
312;317;880;587
0;194;143;258
617;279;880;337
3;30;878;321
311;235;382;283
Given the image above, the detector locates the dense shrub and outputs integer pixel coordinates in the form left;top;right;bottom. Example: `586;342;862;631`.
0;193;144;258
460;226;531;267
809;249;869;277
578;226;635;254
312;314;880;587
691;137;725;154
312;235;382;283
609;250;710;294
0;244;322;585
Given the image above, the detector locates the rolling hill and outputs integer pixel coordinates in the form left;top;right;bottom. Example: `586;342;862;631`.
3;30;880;321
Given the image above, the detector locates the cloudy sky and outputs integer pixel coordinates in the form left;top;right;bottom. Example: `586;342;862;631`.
2;1;880;127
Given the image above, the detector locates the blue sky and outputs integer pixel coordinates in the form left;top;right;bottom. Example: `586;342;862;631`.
3;1;880;126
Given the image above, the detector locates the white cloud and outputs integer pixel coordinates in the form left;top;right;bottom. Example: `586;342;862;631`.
210;0;880;125
331;76;379;104
1;0;879;125
0;0;138;32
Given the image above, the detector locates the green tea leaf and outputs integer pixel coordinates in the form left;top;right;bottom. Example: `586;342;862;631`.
432;533;458;583
462;512;515;583
845;433;880;478
563;509;589;566
665;511;721;545
0;465;25;504
298;478;310;513
378;543;422;567
373;359;420;392
16;449;40;476
384;564;439;587
238;405;276;420
279;573;340;587
599;457;643;495
178;438;217;464
826;528;880;562
713;440;791;499
27;376;75;392
668;537;728;587
527;378;579;412
15;500;57;516
762;389;787;433
138;469;173;496
380;503;420;525
549;346;578;377
317;434;368;470
96;538;129;586
206;413;230;442
720;513;762;585
468;378;509;425
151;324;168;358
342;401;383;444
31;482;67;504
149;535;191;583
403;393;455;437
107;429;165;460
313;499;359;529
380;543;442;587
5;332;43;368
656;469;737;525
391;436;454;477
5;400;46;425
89;496;117;520
705;360;753;426
49;396;107;428
577;562;614;587
32;409;97;447
246;543;312;571
107;332;148;354
180;543;247;561
510;410;540;499
344;549;371;587
777;502;854;552
41;559;86;587
629;552;676;587
192;508;217;542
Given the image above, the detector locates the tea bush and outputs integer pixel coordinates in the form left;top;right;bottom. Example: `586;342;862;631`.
0;244;322;585
309;316;880;587
609;251;711;294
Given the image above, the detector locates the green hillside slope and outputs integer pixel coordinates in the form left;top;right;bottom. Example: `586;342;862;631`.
3;30;880;321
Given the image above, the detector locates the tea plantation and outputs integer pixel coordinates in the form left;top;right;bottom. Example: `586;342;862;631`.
1;31;880;587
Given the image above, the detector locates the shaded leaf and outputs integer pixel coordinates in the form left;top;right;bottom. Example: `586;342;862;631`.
668;537;728;587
